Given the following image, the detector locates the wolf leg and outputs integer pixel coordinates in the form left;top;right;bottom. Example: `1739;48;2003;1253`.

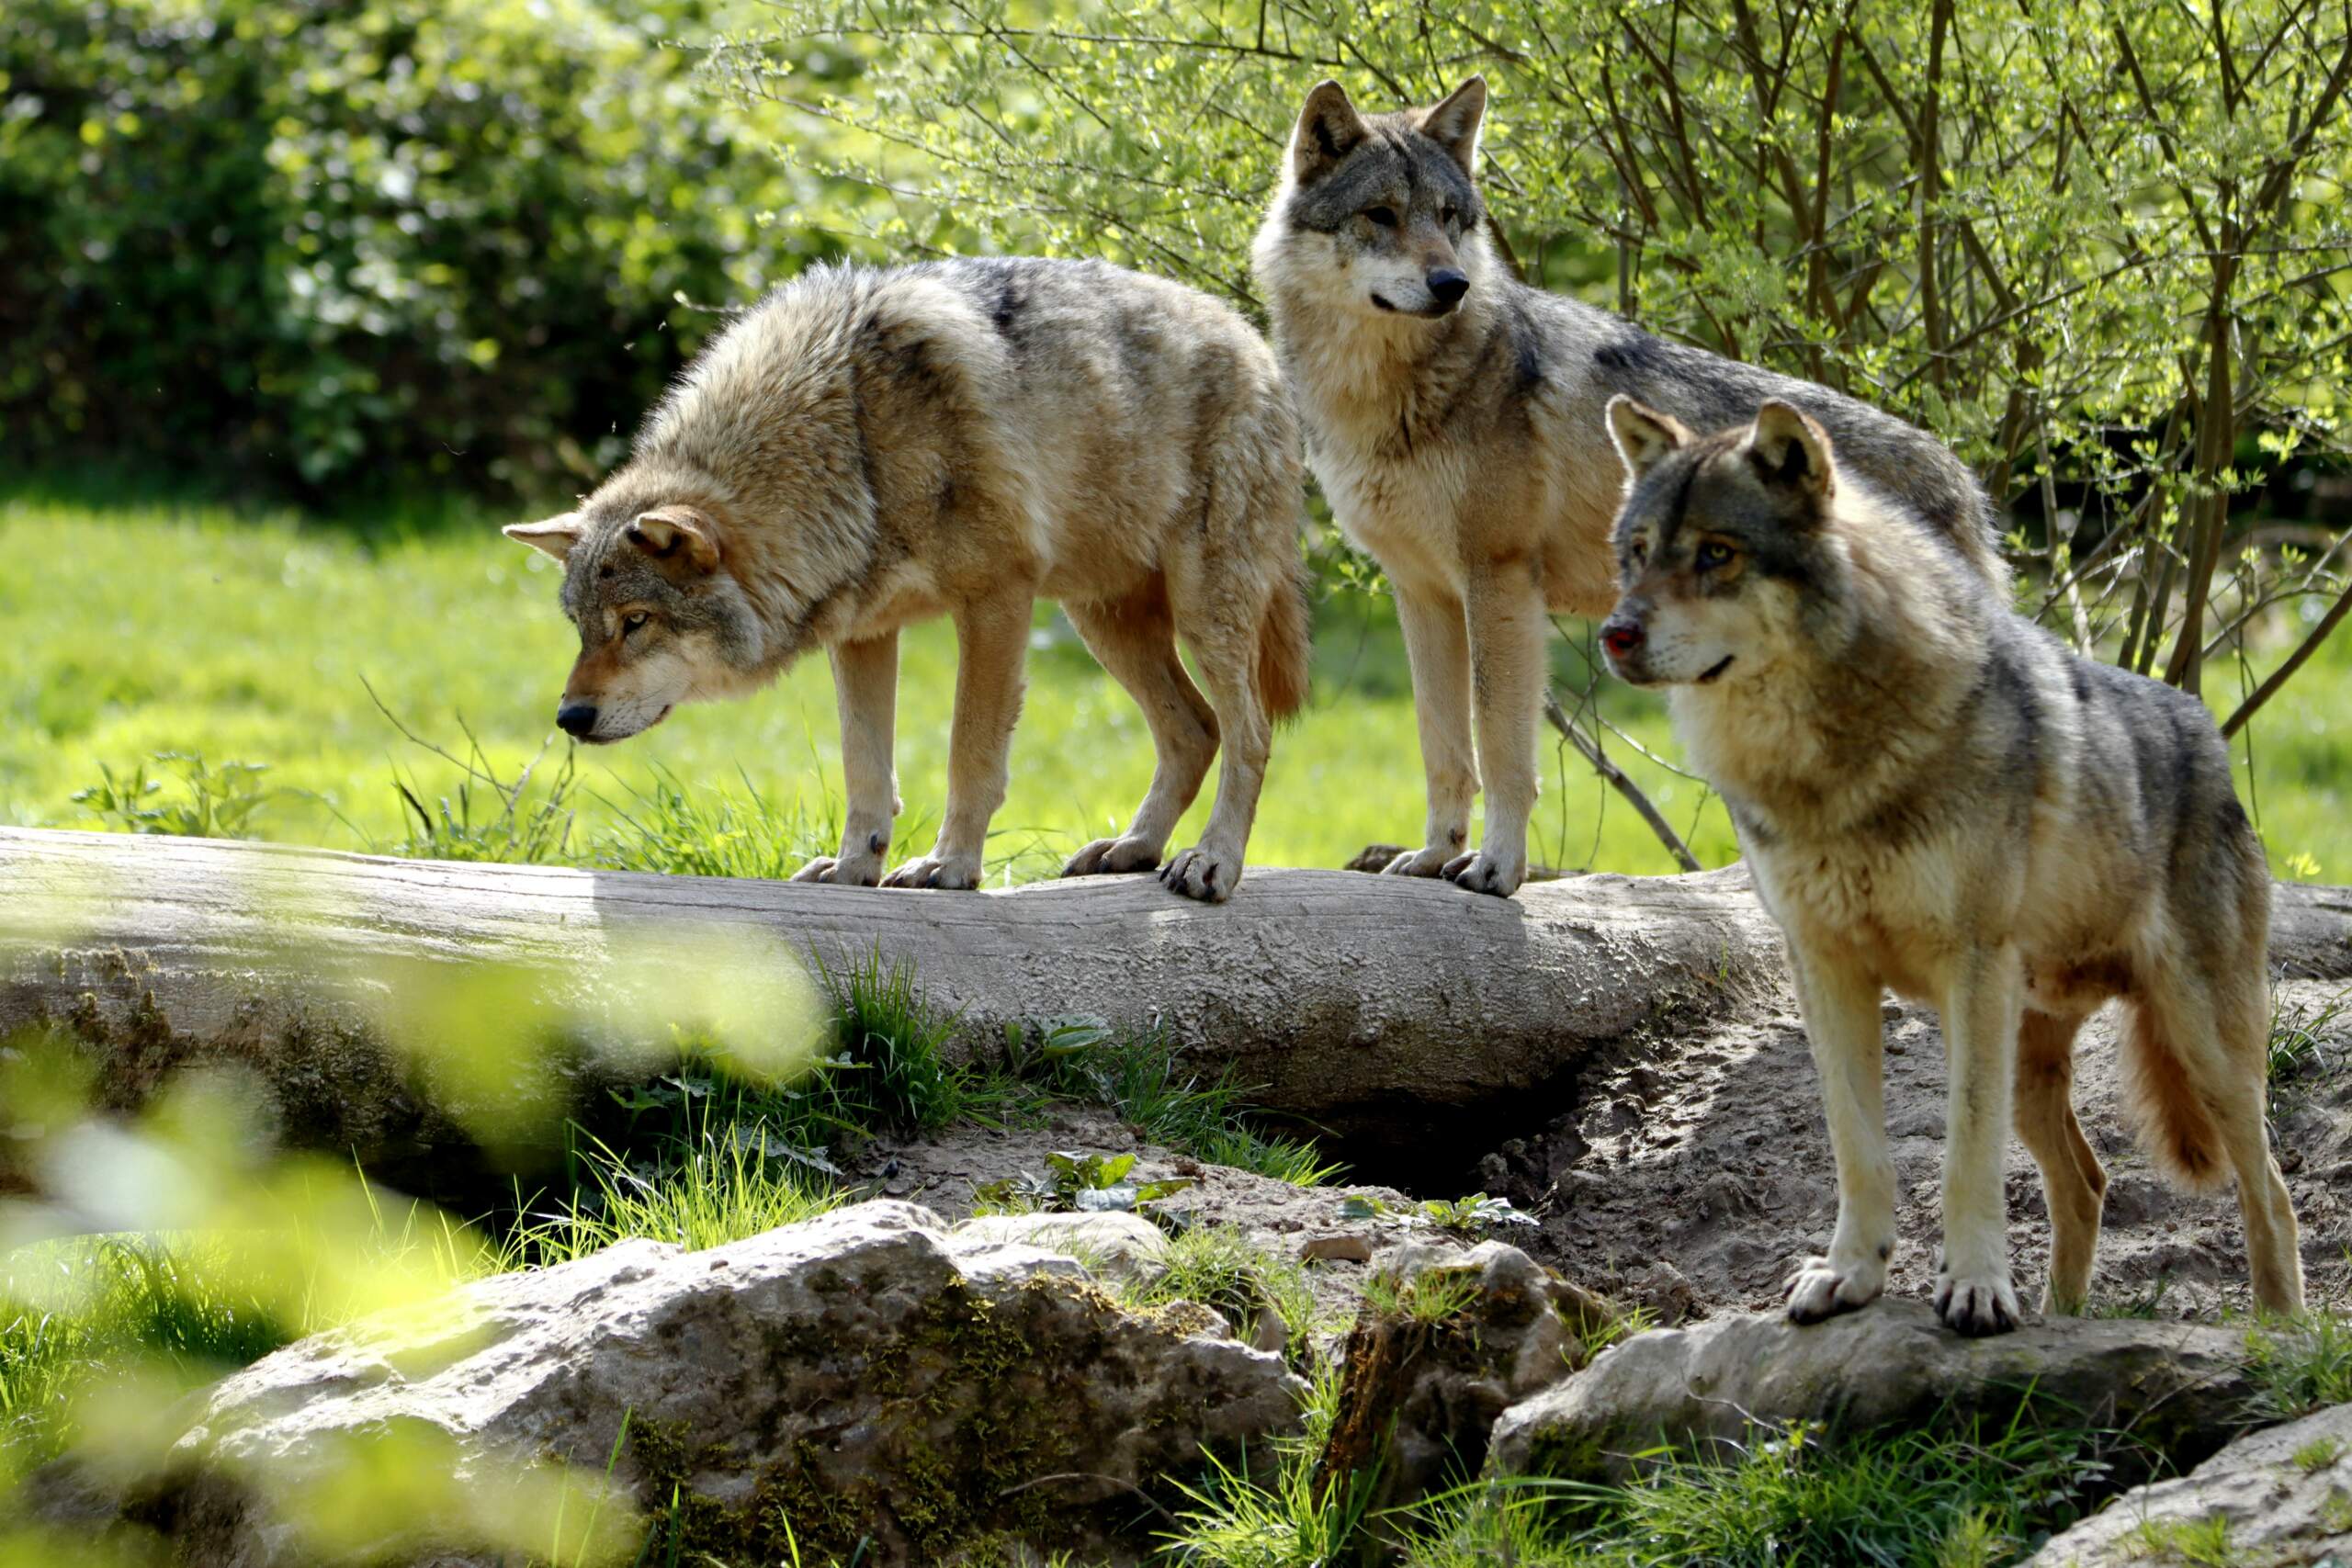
1935;944;2025;1336
1382;580;1478;879
1158;581;1272;905
793;633;899;886
1784;947;1897;1323
883;589;1030;891
1060;580;1218;877
2013;1008;2105;1314
2147;965;2306;1316
1442;560;1544;897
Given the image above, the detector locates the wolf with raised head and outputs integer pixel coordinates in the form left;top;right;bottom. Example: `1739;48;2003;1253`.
503;258;1311;901
1598;394;2302;1335
1253;75;2005;896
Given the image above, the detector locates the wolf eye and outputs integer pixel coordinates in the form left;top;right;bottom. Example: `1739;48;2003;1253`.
1695;540;1736;570
1442;204;1460;225
622;611;650;634
1628;539;1649;567
1364;206;1398;228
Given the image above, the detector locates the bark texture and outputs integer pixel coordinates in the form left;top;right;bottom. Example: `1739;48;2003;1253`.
6;827;2350;1178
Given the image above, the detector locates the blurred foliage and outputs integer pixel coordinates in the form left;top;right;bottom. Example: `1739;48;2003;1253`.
0;0;842;502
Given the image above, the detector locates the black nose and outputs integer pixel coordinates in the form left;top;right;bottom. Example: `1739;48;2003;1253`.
1600;616;1645;659
555;702;597;738
1427;268;1469;306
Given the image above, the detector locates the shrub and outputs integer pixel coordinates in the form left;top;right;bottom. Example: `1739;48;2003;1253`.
0;0;831;500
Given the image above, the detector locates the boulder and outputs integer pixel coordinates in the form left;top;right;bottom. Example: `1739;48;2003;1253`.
1316;1242;1620;1518
136;1201;1304;1567
950;1210;1171;1287
1487;1300;2257;1484
2026;1400;2352;1566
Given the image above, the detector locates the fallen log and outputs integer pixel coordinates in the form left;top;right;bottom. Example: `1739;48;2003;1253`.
5;828;2349;1187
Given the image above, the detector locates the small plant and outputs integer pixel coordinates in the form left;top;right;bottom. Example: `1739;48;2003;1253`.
363;682;577;865
2291;1434;2343;1472
499;1122;841;1269
1361;1267;1484;1325
1568;1302;1658;1367
1340;1192;1538;1236
71;751;276;838
2267;986;2348;1116
1004;1019;1343;1187
2128;1513;2240;1567
2245;1309;2352;1418
592;764;845;881
1126;1226;1319;1356
972;1151;1195;1216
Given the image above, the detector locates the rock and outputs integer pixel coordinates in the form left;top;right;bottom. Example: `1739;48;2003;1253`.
951;1210;1171;1286
1487;1299;2256;1484
1316;1242;1622;1518
1297;1232;1374;1264
136;1201;1303;1567
2025;1400;2352;1566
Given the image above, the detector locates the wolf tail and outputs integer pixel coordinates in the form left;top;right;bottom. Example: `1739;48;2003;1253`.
2120;1001;2233;1192
1255;567;1313;724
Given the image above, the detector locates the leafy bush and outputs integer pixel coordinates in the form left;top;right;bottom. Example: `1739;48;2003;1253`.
723;0;2352;715
0;0;829;499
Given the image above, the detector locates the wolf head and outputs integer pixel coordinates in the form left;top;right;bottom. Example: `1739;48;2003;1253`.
503;474;774;744
1596;397;1848;690
1253;77;1492;321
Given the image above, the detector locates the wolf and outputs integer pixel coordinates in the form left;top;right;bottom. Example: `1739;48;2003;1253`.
1252;76;2006;897
1597;394;2303;1335
502;257;1311;901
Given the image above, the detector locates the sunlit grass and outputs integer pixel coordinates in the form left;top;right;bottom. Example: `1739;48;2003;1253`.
2;486;1749;879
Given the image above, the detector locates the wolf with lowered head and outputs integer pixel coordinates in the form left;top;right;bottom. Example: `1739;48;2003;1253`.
1599;394;2302;1336
503;258;1311;902
1253;75;2005;896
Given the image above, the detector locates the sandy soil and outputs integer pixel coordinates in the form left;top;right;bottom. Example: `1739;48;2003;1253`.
1481;977;2352;1323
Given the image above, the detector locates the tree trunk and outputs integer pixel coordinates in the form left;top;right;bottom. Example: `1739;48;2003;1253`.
6;828;2349;1188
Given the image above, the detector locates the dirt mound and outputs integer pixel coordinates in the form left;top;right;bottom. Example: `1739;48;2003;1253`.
1483;977;2352;1322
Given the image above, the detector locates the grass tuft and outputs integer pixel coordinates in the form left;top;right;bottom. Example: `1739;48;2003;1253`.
1010;1020;1343;1187
2245;1307;2352;1418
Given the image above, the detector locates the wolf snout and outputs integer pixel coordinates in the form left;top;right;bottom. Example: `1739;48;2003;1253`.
1600;615;1645;659
555;701;598;739
1425;267;1469;310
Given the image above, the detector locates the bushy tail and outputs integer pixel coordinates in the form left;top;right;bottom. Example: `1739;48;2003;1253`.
2120;1000;2232;1192
1255;567;1313;724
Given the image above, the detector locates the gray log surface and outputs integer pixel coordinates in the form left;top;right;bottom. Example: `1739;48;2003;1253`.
6;827;2349;1175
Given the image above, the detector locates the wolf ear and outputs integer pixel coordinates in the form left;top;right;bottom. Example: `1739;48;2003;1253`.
1747;400;1835;500
627;505;721;573
1606;397;1690;478
503;513;583;561
1419;76;1487;176
1291;80;1371;184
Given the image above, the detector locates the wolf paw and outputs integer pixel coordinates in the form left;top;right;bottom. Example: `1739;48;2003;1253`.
1381;844;1454;877
791;854;881;886
1783;1257;1885;1324
881;854;981;891
1933;1272;2020;1337
1442;851;1525;897
1159;843;1240;903
1062;836;1161;877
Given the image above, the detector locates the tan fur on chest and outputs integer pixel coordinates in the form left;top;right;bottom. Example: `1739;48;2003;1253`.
1752;839;1962;1001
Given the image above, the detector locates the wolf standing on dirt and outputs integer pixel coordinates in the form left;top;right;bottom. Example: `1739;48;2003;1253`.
1254;76;2005;896
1600;396;2303;1336
503;258;1311;901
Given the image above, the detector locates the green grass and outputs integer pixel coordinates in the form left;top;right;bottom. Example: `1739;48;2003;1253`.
1160;1409;2151;1568
12;484;2347;881
0;484;1744;879
2245;1307;2352;1418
